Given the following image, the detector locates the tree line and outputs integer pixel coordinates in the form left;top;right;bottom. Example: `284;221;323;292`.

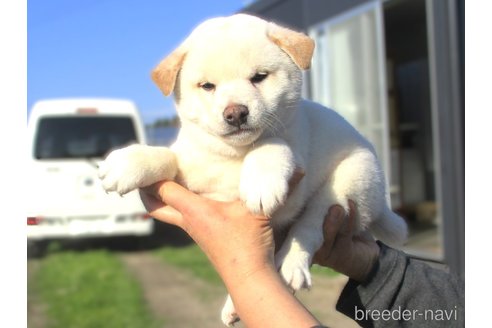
146;115;180;128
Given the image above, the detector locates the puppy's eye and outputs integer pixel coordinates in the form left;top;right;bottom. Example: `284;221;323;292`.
250;72;268;84
199;82;215;91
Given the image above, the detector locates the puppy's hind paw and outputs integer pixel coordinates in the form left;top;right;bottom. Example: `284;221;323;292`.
281;264;312;291
275;250;312;291
221;312;240;327
221;296;240;326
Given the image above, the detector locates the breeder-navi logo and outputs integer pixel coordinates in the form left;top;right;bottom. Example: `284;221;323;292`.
355;306;459;322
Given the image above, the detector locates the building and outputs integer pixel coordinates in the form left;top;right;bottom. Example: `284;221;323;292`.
243;0;464;276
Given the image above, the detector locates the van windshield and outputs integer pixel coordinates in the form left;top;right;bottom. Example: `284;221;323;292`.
34;116;138;159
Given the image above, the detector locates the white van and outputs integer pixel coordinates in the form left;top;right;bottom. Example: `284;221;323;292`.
27;98;154;243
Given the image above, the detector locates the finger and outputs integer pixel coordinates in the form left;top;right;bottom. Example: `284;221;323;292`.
354;230;376;243
140;183;161;199
139;187;161;212
149;206;183;225
154;180;211;217
342;200;358;237
139;189;183;226
319;205;346;251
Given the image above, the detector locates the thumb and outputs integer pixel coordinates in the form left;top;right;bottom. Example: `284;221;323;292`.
321;205;346;250
154;180;210;218
313;205;346;264
139;188;183;227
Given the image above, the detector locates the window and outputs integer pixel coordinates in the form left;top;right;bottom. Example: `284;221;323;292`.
34;116;137;159
308;0;443;261
309;2;391;193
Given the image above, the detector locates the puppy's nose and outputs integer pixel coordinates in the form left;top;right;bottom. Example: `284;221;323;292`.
223;104;249;127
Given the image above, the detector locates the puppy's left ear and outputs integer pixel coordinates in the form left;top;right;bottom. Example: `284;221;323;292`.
267;23;315;70
151;45;187;96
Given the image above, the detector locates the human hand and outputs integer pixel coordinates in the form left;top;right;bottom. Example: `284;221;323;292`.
313;200;380;283
139;181;275;281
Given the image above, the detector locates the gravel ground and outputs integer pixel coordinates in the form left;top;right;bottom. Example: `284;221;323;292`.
119;251;359;328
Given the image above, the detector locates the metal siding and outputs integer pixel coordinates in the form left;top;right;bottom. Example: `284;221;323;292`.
426;0;464;277
242;0;305;30
242;0;373;29
304;0;373;27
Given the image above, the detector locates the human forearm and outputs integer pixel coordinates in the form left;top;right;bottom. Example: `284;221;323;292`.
221;262;321;328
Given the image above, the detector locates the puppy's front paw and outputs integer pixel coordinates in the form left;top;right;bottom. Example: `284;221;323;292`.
240;168;290;217
275;248;312;291
239;138;296;217
221;295;239;327
98;144;153;195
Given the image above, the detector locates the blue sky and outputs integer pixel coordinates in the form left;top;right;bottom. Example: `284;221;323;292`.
28;0;248;124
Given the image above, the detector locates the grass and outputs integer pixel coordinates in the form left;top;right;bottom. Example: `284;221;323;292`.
310;264;342;277
30;243;340;327
154;243;339;286
154;243;223;285
31;248;161;328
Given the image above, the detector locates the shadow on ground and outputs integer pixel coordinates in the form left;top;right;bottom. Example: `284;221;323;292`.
27;220;193;259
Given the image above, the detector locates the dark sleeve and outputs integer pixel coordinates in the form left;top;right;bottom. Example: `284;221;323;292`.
335;242;464;327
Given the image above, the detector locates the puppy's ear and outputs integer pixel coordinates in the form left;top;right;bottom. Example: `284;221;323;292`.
267;23;315;70
151;46;187;96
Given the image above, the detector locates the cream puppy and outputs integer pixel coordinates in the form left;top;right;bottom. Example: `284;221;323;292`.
98;14;407;326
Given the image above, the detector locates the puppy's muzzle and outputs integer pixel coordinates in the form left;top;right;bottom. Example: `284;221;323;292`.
223;104;249;128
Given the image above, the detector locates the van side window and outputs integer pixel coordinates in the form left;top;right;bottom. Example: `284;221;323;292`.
34;116;137;159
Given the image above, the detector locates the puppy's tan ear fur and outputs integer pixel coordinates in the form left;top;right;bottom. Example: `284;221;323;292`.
151;47;187;96
267;23;315;70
